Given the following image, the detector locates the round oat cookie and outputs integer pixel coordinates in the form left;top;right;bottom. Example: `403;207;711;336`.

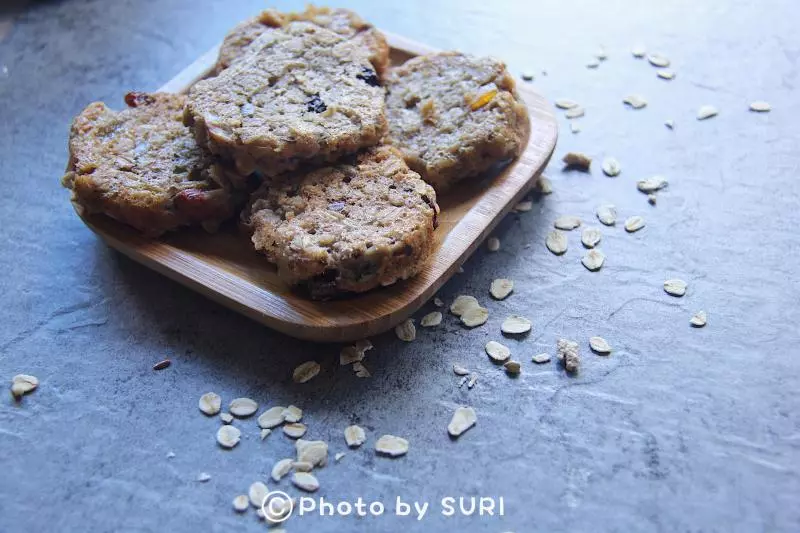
62;92;243;237
186;22;387;177
243;147;440;299
385;52;530;192
215;6;390;78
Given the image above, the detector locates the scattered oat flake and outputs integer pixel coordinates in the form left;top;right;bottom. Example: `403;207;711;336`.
637;176;668;193
582;249;605;271
10;374;38;399
220;412;234;424
344;425;367;448
292;472;320;492
229;398;258;418
461;306;489;328
293;361;320;383
632;45;646;58
420;311;443;327
521;72;534;81
283;423;307;439
532;353;551;364
282;405;303;423
448;407;477;437
502;361;521;375
453;363;470;376
249;481;269;508
487;237;500;252
433;297;444;307
514;200;533;212
335;452;346;462
296;439;329;467
501;315;532;335
395;319;416;341
339;346;364;366
353;361;371;378
589;336;612;354
450;295;480;316
458;375;469;388
562;152;592;170
690;310;708;327
167;451;176;459
490;278;514;300
233;495;249;512
623;94;647;109
153;359;171;371
538;177;553;194
258;406;286;429
197;472;211;483
216;425;241;449
198;392;221;416
555;98;579;109
581;227;602;248
375;435;409;457
467;374;478;389
664;278;687;297
558;339;580;373
565;106;585;119
749;101;771;112
624;216;646;232
293;461;313;472
570;122;581;134
601;157;621;177
485;340;511;362
271;458;294;482
554;215;581;230
656;69;675;80
260;429;271;440
648;54;670;67
697;105;718;120
665;119;675;129
596;204;617;226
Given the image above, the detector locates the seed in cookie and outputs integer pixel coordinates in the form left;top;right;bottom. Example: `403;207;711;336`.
62;93;243;236
244;147;439;299
384;52;529;192
187;23;387;177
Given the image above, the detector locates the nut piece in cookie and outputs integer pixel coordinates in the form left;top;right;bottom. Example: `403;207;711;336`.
186;22;387;177
216;5;390;78
243;147;439;299
385;52;530;192
62;92;243;237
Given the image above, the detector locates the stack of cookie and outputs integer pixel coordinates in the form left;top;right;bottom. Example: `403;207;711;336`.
62;5;529;299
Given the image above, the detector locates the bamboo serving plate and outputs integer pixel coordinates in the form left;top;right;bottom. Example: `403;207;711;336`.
75;32;558;342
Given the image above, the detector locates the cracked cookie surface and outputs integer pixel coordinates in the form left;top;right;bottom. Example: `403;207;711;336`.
243;147;439;299
385;52;530;192
186;22;387;177
215;5;390;78
62;92;242;237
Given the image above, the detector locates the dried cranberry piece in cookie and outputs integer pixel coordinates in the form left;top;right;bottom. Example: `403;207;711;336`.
124;91;156;108
356;67;380;87
306;93;327;113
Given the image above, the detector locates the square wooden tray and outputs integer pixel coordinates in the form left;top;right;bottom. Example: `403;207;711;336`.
75;32;558;342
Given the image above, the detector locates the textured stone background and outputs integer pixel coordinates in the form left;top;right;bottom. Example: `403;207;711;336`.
1;0;799;532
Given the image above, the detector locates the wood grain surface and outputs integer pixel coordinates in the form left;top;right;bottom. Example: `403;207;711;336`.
77;32;558;342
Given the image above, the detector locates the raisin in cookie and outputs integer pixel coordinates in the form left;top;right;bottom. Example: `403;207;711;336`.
62;92;243;237
243;147;439;299
186;22;387;177
385;52;530;192
216;5;389;78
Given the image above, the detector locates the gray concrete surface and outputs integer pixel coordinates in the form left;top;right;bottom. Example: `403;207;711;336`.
1;0;799;531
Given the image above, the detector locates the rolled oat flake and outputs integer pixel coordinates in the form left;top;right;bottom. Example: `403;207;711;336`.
532;353;551;364
596;204;617;226
589;336;612;354
375;435;409;457
271;458;294;482
562;152;592;170
485;340;511;362
581;227;602;248
623;94;648;109
601;157;621;177
490;278;514;300
565;106;585;119
198;392;222;416
420;311;443;327
292;472;320;492
10;374;38;399
233;495;249;512
220;412;234;424
487;236;501;252
292;361;320;383
664;278;688;297
282;405;303;423
345;425;367;447
546;231;568;255
647;54;670;67
697;105;718;120
447;407;477;437
581;249;605;271
504;360;522;374
257;406;286;429
690;310;708;327
283;423;308;439
229;397;258;418
395;318;416;341
453;363;470;376
624;216;646;233
554;215;582;230
450;295;480;316
501;315;532;335
749;101;771;112
249;481;269;508
461;307;489;328
555;98;579;109
217;425;241;449
637;176;668;193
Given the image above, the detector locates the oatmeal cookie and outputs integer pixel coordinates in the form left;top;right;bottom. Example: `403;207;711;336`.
62;92;243;237
186;22;387;177
215;5;390;77
385;52;530;192
243;146;439;299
